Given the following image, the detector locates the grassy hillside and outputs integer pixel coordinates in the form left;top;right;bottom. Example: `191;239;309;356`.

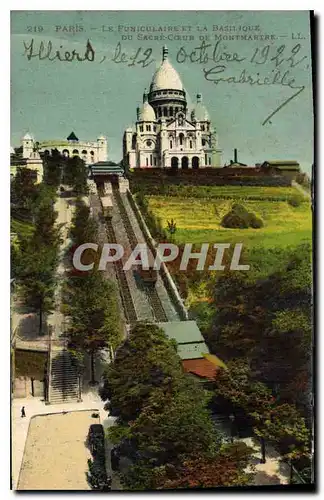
147;194;312;250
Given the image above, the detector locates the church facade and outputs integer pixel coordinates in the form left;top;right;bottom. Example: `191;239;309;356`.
123;46;223;169
21;131;108;165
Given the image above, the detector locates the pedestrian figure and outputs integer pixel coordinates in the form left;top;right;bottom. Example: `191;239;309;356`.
111;447;120;471
21;406;26;418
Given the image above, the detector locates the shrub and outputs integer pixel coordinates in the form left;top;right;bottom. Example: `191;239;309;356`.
288;196;302;207
221;204;263;229
87;458;111;491
221;204;251;229
249;213;264;229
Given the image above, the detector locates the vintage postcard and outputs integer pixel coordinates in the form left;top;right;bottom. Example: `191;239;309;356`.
10;10;314;491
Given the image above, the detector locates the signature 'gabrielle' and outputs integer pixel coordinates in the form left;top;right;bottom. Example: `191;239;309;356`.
23;38;95;62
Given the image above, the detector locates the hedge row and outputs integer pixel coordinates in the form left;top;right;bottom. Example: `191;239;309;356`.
130;177;291;189
136;191;304;203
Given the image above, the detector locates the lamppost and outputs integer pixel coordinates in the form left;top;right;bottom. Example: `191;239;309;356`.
289;460;294;484
260;417;266;464
229;413;235;443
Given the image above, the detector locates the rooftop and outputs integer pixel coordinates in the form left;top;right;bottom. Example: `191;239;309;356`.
67;131;79;141
158;320;205;344
177;342;210;360
182;358;218;380
89;162;124;176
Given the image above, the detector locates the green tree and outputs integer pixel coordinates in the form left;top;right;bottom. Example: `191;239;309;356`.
166;218;177;240
63;156;88;195
69;200;98;247
209;244;312;409
43;149;64;188
18;241;58;334
103;323;182;422
11;167;38;213
66;273;123;384
152;442;253;489
213;361;309;464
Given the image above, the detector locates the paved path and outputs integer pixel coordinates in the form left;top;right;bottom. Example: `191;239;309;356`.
47;194;75;341
241;437;290;485
12;390;115;490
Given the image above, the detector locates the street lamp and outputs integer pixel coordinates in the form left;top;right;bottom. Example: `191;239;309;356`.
229;413;235;443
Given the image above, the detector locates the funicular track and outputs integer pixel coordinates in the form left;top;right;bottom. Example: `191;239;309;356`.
91;192;138;325
112;186;168;323
104;216;138;324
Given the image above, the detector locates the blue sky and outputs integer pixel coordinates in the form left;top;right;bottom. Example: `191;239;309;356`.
11;10;314;173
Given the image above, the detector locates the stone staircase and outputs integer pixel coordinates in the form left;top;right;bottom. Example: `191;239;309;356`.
49;349;80;404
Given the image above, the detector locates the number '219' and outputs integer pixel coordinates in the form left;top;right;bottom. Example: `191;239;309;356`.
27;26;44;33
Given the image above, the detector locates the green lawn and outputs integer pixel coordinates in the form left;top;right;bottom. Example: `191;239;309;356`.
147;196;312;250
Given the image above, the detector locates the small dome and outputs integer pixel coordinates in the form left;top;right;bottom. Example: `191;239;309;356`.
138;100;156;122
150;46;183;92
192;94;210;121
23;132;33;141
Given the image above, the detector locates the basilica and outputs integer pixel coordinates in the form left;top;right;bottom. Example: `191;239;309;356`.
123;46;223;169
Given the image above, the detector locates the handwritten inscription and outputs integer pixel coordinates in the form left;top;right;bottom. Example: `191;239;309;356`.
22;38;309;125
176;40;308;125
23;39;95;62
22;39;155;68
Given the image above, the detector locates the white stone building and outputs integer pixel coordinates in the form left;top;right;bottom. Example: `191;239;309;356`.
123;46;222;169
22;131;108;165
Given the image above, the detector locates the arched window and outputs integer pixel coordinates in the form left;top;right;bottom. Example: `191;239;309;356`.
62;149;69;157
169;107;173;116
202;139;206;146
81;150;87;155
179;133;184;146
192;156;199;169
170;141;173;149
181;157;189;169
72;149;79;155
189;140;193;149
209;157;212;165
201;125;205;131
146;157;148;166
150;154;153;165
163;107;168;117
139;125;144;132
171;157;179;169
146;125;151;132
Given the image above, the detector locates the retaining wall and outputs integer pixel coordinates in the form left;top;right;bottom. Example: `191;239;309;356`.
127;190;188;321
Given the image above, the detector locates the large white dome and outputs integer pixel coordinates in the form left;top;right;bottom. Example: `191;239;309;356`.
23;132;34;140
139;100;156;122
150;47;183;92
192;94;210;121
